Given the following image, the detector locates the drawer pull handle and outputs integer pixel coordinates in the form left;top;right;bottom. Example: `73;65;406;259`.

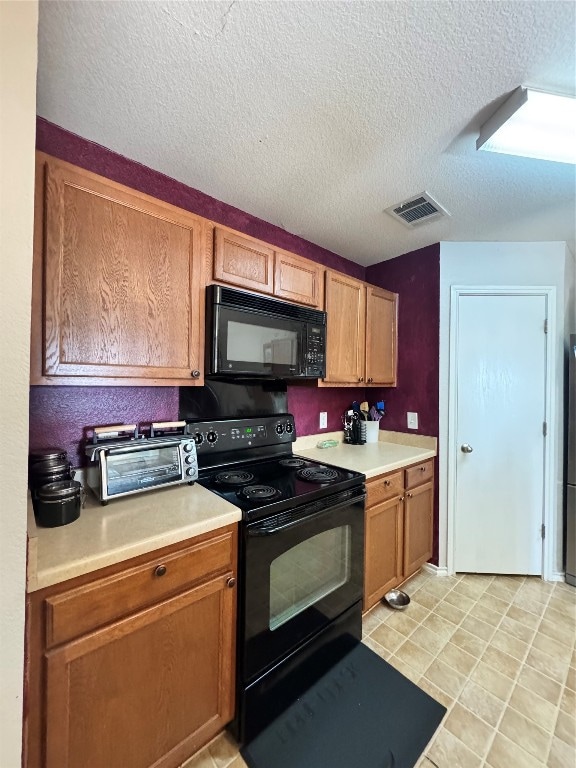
227;577;236;588
407;493;413;498
154;565;167;578
384;480;391;487
399;496;404;502
420;466;426;472
191;370;201;379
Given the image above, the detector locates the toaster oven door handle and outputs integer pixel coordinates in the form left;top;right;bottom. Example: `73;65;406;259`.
104;439;182;456
247;492;366;536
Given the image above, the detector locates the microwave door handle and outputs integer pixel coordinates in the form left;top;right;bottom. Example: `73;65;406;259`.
247;493;366;536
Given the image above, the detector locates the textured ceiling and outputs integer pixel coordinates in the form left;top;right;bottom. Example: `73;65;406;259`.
37;0;576;266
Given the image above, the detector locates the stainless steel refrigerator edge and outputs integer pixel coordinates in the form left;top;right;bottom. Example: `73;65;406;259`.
566;335;576;586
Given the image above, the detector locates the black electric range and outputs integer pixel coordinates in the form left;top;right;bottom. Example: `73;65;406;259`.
188;414;366;745
190;414;365;522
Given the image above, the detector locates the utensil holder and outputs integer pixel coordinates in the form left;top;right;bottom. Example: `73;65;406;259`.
365;422;380;443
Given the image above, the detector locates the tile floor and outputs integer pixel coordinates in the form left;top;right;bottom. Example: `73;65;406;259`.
182;572;576;768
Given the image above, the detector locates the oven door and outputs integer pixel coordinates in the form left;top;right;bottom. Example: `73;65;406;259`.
241;488;365;683
211;304;305;378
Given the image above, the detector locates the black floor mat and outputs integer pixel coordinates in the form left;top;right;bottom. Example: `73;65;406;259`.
241;642;446;768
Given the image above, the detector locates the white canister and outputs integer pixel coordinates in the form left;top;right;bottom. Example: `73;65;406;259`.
365;422;380;443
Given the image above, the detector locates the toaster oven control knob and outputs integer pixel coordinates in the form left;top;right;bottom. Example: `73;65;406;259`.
275;424;285;435
184;455;196;465
185;467;196;477
192;432;203;446
182;442;195;453
206;430;218;444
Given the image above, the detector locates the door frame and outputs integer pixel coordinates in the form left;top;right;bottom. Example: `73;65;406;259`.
446;286;557;580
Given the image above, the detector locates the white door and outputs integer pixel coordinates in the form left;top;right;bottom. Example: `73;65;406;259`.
453;293;547;574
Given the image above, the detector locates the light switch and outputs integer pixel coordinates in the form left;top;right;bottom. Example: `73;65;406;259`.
407;412;418;429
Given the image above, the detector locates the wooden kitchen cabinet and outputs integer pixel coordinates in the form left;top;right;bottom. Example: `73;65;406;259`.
323;271;398;387
363;460;434;611
365;284;398;386
213;226;324;307
31;153;208;385
25;526;237;768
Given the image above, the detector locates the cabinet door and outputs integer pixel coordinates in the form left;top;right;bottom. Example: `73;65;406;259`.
213;227;274;294
364;496;404;611
40;156;204;382
365;285;398;386
44;573;236;768
274;250;324;307
323;271;366;384
403;480;433;578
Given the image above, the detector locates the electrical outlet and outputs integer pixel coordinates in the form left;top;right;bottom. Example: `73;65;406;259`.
319;411;328;429
407;412;418;430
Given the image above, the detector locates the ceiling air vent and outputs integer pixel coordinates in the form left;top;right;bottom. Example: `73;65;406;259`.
385;192;450;228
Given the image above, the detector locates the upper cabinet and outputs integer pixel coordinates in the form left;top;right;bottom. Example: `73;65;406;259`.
31;154;207;386
323;271;398;387
213;226;324;308
323;271;366;384
365;285;398;386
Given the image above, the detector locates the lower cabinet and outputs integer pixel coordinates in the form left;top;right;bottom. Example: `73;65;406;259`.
25;525;238;768
363;460;434;612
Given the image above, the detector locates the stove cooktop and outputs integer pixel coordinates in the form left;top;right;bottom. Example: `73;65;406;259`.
198;455;365;521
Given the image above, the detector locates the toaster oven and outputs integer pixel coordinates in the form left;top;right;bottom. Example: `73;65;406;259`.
85;424;198;504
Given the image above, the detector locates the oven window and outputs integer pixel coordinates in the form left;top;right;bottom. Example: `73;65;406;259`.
107;446;180;477
269;525;351;631
228;320;298;366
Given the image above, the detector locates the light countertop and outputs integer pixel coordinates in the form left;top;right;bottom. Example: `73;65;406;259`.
27;482;241;593
27;429;436;593
293;430;437;478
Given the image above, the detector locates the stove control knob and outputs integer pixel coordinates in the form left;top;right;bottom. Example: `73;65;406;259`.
192;432;204;446
206;430;218;444
275;424;285;435
285;422;294;434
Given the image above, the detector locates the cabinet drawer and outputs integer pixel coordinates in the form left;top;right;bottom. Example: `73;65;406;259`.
366;470;403;507
405;460;434;490
45;530;235;648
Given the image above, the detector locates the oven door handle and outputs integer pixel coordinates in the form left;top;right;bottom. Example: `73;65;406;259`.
247;492;366;536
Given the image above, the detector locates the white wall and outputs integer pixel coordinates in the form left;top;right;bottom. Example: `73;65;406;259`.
0;2;38;765
439;242;575;577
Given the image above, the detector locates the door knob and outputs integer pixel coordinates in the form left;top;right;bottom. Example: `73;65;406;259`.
460;444;474;453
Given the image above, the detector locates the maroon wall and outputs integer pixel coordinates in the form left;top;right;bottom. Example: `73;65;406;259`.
366;245;441;564
30;119;368;461
366;244;440;437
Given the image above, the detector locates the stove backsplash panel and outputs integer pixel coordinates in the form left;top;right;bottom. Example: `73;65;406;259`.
179;380;288;421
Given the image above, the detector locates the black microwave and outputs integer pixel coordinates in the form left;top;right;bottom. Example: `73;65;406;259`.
206;285;326;379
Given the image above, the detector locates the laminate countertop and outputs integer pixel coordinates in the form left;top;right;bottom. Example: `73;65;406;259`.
293;430;437;478
27;430;436;593
27;481;241;592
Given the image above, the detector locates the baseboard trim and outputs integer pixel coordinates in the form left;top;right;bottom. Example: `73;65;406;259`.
422;563;449;577
548;570;566;583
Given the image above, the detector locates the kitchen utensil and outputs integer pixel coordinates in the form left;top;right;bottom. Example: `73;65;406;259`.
369;406;380;422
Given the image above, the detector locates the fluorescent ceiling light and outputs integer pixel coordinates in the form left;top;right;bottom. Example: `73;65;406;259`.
477;87;576;164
